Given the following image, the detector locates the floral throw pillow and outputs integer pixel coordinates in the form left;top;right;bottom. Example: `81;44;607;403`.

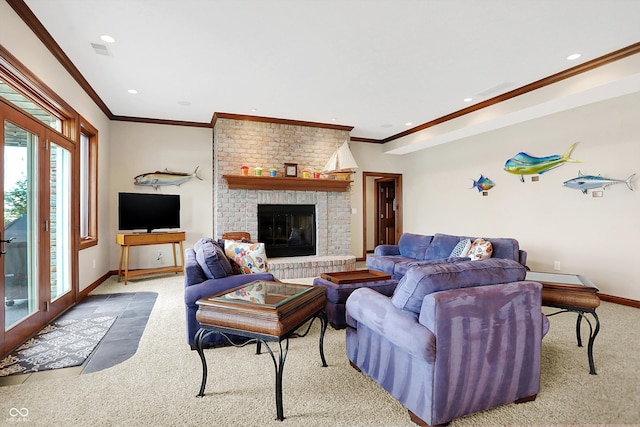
224;281;266;304
224;240;269;274
467;238;493;260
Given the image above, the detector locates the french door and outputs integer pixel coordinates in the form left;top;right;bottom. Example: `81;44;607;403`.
1;100;75;356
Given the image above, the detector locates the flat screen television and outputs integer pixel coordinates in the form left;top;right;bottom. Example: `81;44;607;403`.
118;192;180;233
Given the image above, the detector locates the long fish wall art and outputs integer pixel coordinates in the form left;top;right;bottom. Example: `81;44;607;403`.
504;142;581;182
563;171;635;195
134;166;202;189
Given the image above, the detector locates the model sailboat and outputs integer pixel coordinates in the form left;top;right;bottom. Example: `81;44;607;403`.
322;140;359;180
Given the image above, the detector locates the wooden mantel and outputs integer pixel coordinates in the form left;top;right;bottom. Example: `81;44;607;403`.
223;175;352;192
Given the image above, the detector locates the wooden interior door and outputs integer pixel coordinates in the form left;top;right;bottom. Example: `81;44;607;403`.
375;177;397;246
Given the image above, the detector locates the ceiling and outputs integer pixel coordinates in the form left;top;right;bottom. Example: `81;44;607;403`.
16;0;640;143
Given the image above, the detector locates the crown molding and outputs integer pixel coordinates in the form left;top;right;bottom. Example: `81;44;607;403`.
211;112;354;132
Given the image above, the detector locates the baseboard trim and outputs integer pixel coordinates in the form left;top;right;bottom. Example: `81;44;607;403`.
78;270;117;300
599;293;640;309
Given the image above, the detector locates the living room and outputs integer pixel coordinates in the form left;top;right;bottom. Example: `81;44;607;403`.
1;1;640;425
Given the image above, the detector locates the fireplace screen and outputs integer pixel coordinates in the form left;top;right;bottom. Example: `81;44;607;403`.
258;204;316;257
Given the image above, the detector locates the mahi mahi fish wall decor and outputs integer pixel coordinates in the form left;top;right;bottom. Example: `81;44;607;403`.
504;142;581;182
134;167;202;189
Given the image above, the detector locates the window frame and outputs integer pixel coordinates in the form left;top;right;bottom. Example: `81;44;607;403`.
78;117;98;249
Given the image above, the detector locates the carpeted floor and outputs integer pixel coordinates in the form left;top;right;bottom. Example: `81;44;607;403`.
0;273;638;426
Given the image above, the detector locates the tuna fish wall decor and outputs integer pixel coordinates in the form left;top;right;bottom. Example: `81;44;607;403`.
134;167;202;189
563;171;635;195
470;175;495;192
504;142;581;182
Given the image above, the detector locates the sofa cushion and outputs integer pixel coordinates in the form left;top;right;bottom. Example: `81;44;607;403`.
449;238;472;257
194;238;234;279
423;233;460;260
367;255;415;276
391;258;527;313
224;240;269;274
392;257;470;280
398;233;433;260
467;238;493;260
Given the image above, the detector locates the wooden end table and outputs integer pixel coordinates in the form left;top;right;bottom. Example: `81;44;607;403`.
526;271;601;375
194;280;328;421
320;269;391;284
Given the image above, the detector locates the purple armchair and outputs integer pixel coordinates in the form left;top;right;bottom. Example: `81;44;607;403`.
346;258;549;426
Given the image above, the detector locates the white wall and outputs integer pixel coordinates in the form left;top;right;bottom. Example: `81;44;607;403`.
398;92;640;300
109;122;213;269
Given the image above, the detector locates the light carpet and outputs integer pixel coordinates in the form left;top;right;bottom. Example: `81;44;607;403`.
0;273;639;426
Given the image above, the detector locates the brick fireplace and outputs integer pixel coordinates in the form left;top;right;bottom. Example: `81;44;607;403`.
211;115;356;277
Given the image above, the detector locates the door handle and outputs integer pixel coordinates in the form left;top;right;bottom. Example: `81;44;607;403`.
0;233;15;256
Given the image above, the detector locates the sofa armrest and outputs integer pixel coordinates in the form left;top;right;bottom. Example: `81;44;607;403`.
418;281;545;423
184;272;275;305
374;244;400;256
346;287;435;361
519;249;528;267
419;281;543;335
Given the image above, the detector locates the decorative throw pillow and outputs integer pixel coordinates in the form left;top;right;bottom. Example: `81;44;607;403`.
224;281;266;304
224;240;269;274
449;238;472;258
194;238;233;279
467;238;493;261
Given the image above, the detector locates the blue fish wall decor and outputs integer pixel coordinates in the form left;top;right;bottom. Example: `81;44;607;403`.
563;171;635;194
504;142;581;182
471;175;495;192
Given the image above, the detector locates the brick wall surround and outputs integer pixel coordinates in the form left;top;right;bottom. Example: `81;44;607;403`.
213;118;353;257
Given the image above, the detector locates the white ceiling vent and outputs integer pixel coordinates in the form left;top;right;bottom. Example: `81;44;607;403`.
90;43;111;56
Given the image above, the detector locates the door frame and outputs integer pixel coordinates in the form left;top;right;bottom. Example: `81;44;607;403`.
361;172;403;261
1;99;78;356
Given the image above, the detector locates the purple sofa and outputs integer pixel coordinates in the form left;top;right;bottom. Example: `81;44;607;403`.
346;258;549;426
366;232;528;280
184;240;275;349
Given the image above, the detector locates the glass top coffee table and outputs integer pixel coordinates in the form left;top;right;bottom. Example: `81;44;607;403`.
194;280;328;421
526;271;600;374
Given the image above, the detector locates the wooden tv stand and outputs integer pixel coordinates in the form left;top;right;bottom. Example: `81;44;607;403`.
116;232;186;285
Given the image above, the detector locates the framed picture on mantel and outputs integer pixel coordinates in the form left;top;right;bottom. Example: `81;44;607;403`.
284;163;298;177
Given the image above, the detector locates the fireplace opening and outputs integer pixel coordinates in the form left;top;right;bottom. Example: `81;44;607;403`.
258;204;316;257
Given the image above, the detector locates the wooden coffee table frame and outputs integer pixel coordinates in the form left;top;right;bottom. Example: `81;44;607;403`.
526;271;601;375
194;282;328;421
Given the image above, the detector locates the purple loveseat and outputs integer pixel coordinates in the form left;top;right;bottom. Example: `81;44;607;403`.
346;258;549;426
366;232;528;280
184;240;275;349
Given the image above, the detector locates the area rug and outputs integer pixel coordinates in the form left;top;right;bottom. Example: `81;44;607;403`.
0;316;116;377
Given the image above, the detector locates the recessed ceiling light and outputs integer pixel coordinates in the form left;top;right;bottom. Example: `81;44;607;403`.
251;108;257;112
128;89;138;94
464;97;473;102
567;53;581;61
405;122;412;126
100;35;116;43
